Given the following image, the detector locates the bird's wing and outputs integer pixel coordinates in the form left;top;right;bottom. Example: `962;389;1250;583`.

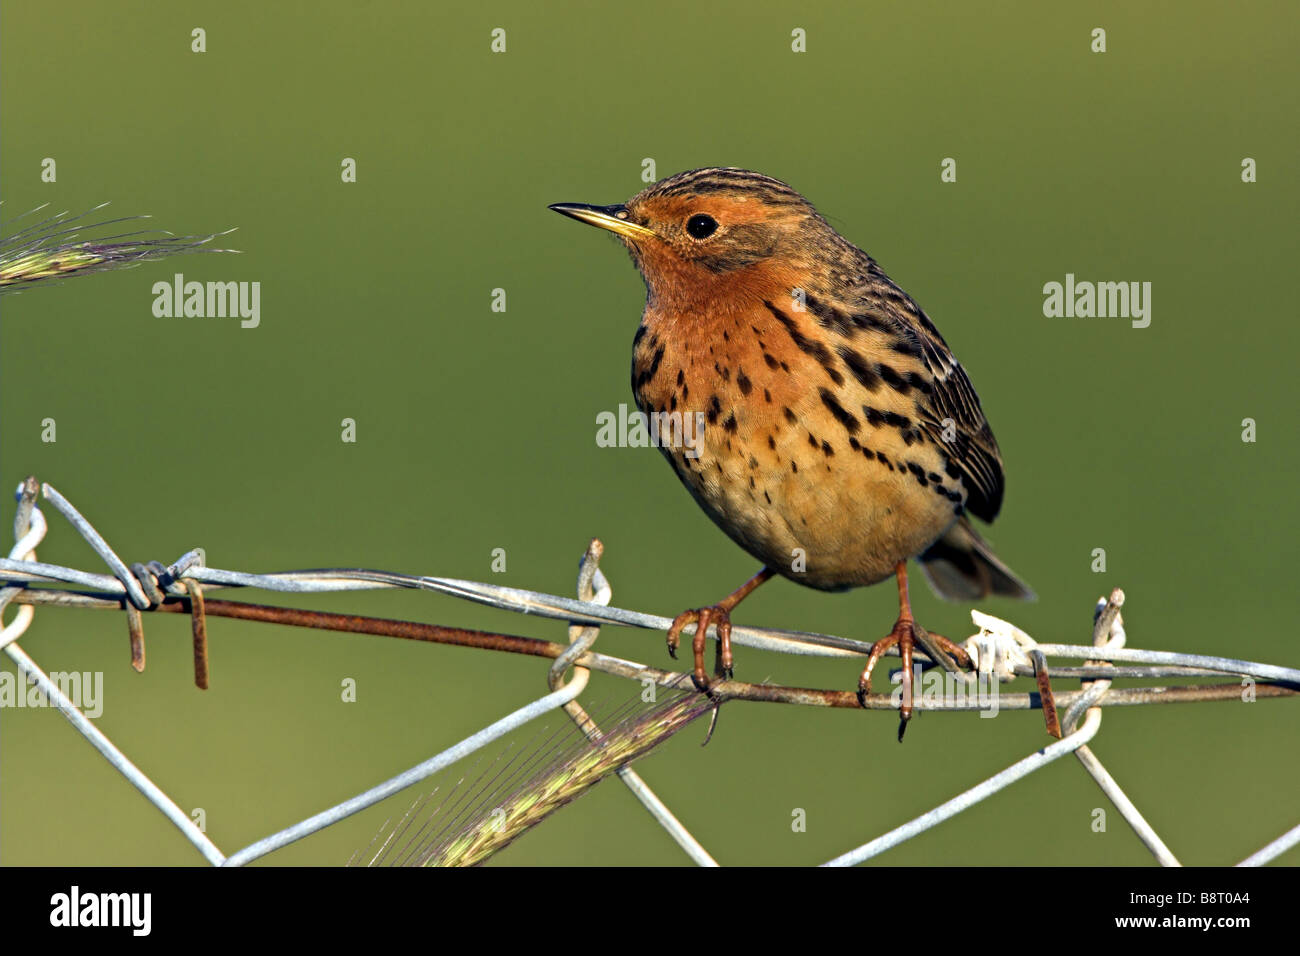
842;258;1006;523
910;330;1005;522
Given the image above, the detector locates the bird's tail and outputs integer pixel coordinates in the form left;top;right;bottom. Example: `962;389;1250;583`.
918;516;1035;601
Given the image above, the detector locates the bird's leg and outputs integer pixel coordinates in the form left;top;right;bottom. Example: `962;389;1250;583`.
667;567;774;692
857;562;973;740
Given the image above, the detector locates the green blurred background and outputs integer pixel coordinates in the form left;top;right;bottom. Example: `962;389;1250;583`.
1;0;1296;866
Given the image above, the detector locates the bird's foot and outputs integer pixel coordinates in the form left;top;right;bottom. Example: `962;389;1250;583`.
666;604;735;694
856;616;972;741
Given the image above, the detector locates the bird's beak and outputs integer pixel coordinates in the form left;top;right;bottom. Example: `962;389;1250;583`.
548;202;657;242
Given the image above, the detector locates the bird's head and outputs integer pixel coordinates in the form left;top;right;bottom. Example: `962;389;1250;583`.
550;167;837;309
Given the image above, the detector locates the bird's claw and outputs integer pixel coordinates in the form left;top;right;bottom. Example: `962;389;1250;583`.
857;617;972;742
667;604;735;692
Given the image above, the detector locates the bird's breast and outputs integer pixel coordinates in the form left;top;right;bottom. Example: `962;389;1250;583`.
630;298;966;590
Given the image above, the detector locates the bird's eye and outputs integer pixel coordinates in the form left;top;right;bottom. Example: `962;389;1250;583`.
686;214;718;239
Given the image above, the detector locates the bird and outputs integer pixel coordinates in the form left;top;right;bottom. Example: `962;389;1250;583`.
550;167;1032;738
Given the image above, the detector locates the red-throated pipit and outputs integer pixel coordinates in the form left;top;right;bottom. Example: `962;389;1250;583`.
552;168;1032;738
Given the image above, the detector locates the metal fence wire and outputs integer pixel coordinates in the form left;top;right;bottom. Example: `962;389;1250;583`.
2;476;1298;866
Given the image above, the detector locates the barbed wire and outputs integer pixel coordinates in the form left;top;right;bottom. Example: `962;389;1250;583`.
2;476;1297;866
